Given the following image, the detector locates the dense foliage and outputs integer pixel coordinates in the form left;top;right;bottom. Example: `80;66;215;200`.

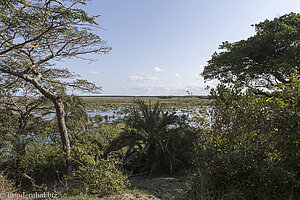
0;96;128;197
69;131;127;196
202;13;299;93
0;0;111;175
190;76;299;199
191;12;300;200
105;100;197;176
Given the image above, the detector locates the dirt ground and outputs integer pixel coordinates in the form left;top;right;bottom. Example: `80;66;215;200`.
104;176;188;200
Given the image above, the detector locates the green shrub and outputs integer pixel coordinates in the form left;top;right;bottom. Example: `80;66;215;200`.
68;130;128;196
21;142;66;186
1;107;127;195
2;141;66;190
190;79;299;199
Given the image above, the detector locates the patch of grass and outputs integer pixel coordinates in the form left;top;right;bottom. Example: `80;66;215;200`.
45;189;159;200
80;96;211;108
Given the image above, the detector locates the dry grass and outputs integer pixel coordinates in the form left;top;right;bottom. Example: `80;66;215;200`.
80;96;211;107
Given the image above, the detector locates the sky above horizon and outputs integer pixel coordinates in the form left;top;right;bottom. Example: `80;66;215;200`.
66;0;300;96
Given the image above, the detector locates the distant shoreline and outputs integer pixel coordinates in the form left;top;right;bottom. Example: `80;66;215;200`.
78;95;210;98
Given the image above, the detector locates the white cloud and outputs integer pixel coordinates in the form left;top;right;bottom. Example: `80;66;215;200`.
130;74;159;81
174;73;181;78
154;67;165;72
129;83;208;95
88;70;100;74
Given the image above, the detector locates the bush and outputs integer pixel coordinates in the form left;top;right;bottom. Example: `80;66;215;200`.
190;80;299;199
67;130;128;196
1;107;128;196
21;142;66;187
2;141;66;190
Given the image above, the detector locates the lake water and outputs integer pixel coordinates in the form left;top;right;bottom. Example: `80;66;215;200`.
41;105;211;126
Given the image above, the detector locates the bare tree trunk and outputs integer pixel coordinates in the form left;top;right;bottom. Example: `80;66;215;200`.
1;70;73;176
53;98;72;176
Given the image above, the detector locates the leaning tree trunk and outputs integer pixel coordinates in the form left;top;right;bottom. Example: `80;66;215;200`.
53;97;72;176
0;70;73;176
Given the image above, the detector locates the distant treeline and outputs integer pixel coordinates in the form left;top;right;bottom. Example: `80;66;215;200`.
78;95;211;99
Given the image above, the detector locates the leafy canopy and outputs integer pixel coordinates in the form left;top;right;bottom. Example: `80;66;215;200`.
0;0;110;96
202;13;300;90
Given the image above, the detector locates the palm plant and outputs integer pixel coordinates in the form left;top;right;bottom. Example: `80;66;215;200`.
105;100;195;176
48;94;88;131
63;95;88;125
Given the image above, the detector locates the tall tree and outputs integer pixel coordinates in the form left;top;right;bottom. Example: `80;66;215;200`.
0;0;111;175
202;13;300;94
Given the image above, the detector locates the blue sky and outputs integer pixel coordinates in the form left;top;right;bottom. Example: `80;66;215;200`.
66;0;300;96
